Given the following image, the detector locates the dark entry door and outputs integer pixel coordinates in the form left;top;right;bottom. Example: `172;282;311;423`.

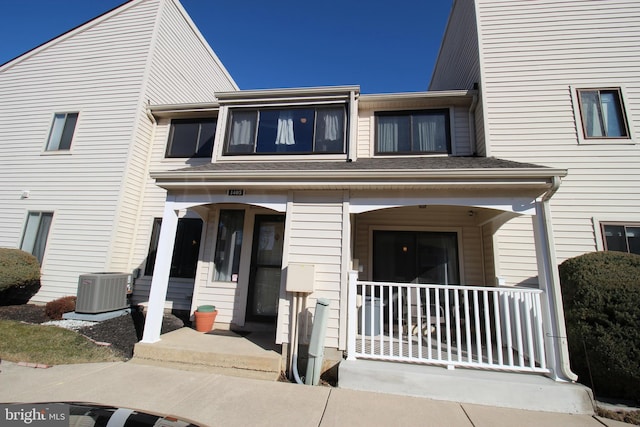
246;215;285;322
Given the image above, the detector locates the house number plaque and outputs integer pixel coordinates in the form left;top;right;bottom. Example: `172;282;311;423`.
227;189;244;196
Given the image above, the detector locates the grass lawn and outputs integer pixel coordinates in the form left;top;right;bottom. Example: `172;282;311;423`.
0;320;124;365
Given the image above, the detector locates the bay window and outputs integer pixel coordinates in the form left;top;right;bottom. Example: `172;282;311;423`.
225;106;345;155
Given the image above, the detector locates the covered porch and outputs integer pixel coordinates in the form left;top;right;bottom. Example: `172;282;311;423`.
139;156;574;383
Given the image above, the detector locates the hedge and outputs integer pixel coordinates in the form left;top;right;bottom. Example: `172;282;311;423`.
0;248;41;305
559;251;640;402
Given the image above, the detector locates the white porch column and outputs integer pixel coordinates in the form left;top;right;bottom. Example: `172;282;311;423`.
346;270;358;360
532;199;577;381
141;202;179;343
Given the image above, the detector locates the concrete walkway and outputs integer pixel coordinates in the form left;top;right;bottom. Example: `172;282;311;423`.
0;360;631;427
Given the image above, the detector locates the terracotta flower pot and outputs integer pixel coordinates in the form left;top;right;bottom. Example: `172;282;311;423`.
194;310;217;332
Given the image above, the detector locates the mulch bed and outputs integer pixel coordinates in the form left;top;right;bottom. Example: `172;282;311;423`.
0;304;187;359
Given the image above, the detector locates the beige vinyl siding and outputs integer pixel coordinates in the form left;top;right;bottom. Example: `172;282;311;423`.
279;191;345;348
430;0;481;92
356;111;373;158
0;0;160;302
144;0;237;105
475;0;640;279
353;205;486;286
110;0;238;276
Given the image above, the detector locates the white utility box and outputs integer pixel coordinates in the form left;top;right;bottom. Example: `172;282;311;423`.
286;263;316;293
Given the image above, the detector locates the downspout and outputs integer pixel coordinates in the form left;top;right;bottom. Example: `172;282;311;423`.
468;93;478;155
539;175;577;381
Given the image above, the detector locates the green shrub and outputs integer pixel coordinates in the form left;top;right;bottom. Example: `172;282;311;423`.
559;251;640;403
0;248;41;305
45;296;77;320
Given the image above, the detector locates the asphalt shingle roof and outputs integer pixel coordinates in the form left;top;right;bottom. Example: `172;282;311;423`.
172;156;547;173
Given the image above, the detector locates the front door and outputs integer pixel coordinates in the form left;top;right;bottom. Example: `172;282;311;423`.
246;215;285;322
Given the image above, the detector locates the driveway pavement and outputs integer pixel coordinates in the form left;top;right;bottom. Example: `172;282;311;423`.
0;360;631;426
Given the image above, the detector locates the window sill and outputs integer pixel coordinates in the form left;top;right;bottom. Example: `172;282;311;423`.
40;150;73;156
577;138;637;146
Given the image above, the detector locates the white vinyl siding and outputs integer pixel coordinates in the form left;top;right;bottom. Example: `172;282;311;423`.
430;0;481;92
428;0;640;286
109;0;238;281
277;192;345;349
144;0;237;105
0;0;159;302
470;0;640;281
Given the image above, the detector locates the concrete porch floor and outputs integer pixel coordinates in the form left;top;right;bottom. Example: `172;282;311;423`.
132;327;283;381
338;359;596;414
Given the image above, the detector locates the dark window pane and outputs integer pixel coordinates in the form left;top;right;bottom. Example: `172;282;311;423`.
167;119;216;158
59;113;78;150
626;227;640;255
195;120;217;157
214;210;245;281
413;113;447;153
600;91;627;137
256;109;314;153
145;218;203;278
227;111;257;153
316;108;345;153
373;230;459;285
603;225;628;252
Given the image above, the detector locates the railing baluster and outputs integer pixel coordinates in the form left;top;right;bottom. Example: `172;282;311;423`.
426;289;433;360
493;292;503;366
435;290;442;360
524;293;535;369
454;290;462;362
444;289;452;362
464;289;472;363
406;285;412;358
482;290;492;364
513;293;525;367
473;290;482;363
417;287;423;360
502;292;514;366
397;286;403;357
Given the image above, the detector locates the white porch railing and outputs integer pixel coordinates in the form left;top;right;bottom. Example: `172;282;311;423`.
347;272;550;374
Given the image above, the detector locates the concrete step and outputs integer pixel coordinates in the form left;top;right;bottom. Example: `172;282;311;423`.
132;328;282;381
338;359;595;414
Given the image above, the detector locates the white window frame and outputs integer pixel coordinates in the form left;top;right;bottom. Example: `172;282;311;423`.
45;112;79;151
20;211;54;265
571;85;635;145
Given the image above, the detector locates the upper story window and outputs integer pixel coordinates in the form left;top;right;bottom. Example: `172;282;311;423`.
375;109;450;154
577;89;629;139
166;118;217;158
602;223;639;255
225;106;345;155
46;112;78;151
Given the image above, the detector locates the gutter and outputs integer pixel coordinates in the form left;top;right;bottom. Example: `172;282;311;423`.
152;167;568;182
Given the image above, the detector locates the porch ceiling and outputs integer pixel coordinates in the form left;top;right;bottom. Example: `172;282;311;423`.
152;157;566;196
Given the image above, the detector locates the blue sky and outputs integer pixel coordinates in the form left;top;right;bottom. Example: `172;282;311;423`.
0;0;453;94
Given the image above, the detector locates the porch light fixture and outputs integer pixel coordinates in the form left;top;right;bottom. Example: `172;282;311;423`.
402;246;408;252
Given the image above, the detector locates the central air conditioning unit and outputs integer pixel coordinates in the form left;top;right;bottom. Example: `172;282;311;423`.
76;273;130;314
